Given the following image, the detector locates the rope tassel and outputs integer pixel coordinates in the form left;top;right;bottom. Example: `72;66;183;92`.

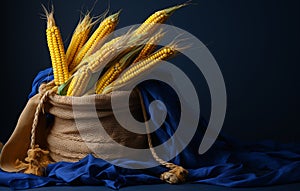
15;145;51;176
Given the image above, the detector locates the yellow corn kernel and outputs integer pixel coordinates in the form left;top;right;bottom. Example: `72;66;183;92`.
67;65;91;96
45;10;69;86
95;63;121;94
133;30;165;63
71;11;121;71
66;13;93;69
66;74;78;96
95;45;143;94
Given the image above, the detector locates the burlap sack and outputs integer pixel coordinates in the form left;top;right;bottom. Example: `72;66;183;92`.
0;86;147;172
0;84;187;183
46;89;148;162
45;90;188;183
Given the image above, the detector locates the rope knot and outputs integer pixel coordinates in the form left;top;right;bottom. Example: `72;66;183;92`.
160;165;188;184
15;145;52;176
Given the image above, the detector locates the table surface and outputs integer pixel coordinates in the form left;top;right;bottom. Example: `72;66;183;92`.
1;182;300;191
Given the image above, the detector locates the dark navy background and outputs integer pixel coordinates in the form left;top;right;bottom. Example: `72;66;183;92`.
1;0;299;144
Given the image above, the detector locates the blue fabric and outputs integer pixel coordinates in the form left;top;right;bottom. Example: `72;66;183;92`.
1;68;300;189
28;67;54;99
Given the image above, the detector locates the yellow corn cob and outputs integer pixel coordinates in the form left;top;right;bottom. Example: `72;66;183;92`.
71;32;135;74
66;65;91;96
132;30;165;63
96;36;121;54
95;63;121;94
95;46;142;94
102;45;177;94
71;27;152;75
134;3;188;35
82;34;122;60
66;13;93;68
97;28;157;75
65;74;78;96
80;43;115;73
70;11;121;71
69;41;113;74
83;11;121;58
45;10;69;86
117;46;177;84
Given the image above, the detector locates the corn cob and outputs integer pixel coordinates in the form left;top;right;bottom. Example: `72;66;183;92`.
80;26;153;76
83;11;121;58
66;65;92;96
71;32;138;74
99;27;159;73
45;9;70;86
78;42;115;73
70;11;121;72
132;30;165;63
95;63;121;94
134;3;188;36
95;36;121;55
102;44;177;94
95;47;142;94
66;13;93;68
84;35;122;71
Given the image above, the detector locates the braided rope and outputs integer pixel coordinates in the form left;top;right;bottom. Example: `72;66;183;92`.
14;84;57;176
137;88;188;184
30;86;56;149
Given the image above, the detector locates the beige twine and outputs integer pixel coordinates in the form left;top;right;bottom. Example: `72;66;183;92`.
15;83;56;176
137;89;188;184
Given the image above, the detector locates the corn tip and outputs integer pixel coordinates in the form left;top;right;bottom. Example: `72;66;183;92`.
76;13;93;32
42;4;56;28
109;9;122;21
164;2;190;15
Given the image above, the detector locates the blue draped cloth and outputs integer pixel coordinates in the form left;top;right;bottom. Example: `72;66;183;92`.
1;68;300;189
